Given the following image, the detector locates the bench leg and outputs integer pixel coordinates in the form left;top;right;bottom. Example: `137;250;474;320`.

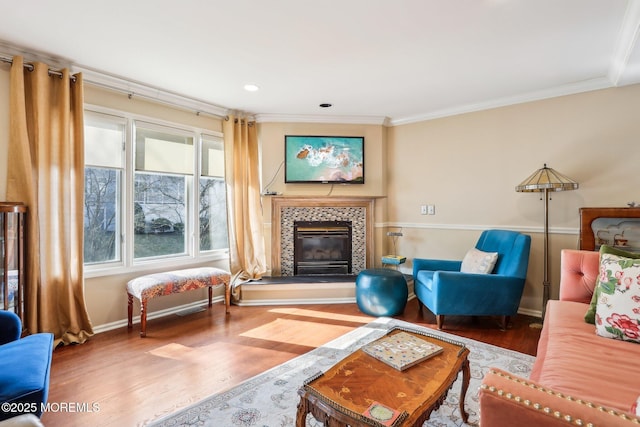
140;299;148;338
127;293;134;329
207;283;230;314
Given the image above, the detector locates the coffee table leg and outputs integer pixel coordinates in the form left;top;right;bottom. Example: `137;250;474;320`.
296;397;309;427
459;358;470;423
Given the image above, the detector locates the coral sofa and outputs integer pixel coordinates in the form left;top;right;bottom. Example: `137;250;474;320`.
479;249;640;426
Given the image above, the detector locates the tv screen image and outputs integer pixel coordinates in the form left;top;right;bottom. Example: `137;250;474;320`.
284;135;364;184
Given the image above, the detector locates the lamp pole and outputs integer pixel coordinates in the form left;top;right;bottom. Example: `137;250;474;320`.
542;187;550;322
515;164;578;327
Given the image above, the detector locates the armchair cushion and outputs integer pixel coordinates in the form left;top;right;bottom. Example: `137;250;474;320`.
460;248;498;274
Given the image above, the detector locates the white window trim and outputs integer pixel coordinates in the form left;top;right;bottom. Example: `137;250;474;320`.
84;104;228;279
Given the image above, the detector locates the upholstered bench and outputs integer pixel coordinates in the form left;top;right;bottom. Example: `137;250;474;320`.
127;267;231;337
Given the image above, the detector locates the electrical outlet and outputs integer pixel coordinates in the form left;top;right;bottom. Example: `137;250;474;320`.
420;205;427;215
427;205;435;215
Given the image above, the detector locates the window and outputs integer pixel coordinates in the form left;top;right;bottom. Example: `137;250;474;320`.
200;135;228;251
83;109;228;272
84;112;125;265
134;123;192;259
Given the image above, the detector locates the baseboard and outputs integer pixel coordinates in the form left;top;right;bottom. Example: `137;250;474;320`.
91;290;532;334
233;297;356;306
517;307;542;318
92;296;226;334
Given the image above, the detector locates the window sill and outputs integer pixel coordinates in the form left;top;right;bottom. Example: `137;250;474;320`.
84;251;230;279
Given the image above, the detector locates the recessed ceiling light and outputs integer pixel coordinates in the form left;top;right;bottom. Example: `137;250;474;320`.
319;103;332;108
244;84;259;92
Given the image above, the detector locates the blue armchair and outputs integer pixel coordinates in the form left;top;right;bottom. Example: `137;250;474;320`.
0;311;53;420
413;229;531;330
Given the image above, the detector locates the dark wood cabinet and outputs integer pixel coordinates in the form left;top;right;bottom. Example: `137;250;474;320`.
0;202;27;327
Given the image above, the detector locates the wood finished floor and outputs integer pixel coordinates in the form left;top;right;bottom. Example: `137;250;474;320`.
42;298;542;427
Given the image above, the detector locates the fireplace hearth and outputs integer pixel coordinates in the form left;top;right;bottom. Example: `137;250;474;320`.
294;221;352;275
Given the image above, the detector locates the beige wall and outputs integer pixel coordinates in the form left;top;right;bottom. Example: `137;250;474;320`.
385;84;640;315
2;58;639;326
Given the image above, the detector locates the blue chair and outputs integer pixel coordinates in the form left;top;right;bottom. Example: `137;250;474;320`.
0;311;53;420
413;229;531;330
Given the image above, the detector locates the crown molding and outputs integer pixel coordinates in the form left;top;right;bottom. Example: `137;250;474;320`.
2;39;631;128
254;113;390;126
73;65;230;118
608;0;640;86
389;77;613;126
0;41;72;69
0;41;231;118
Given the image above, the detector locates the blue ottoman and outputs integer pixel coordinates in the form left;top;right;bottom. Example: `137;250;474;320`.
355;268;408;316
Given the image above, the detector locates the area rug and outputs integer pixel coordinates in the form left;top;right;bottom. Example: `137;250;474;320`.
148;317;535;427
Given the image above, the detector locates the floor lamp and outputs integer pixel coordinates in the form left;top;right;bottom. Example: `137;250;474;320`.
516;164;578;326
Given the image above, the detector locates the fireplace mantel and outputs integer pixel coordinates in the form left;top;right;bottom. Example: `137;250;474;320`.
271;196;376;276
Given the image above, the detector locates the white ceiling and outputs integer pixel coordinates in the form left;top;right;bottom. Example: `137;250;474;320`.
1;0;639;125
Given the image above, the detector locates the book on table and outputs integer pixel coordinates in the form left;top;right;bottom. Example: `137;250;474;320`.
362;331;443;371
362;401;403;426
381;255;406;265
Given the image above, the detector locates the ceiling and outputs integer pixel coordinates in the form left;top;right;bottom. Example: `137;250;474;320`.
1;0;639;125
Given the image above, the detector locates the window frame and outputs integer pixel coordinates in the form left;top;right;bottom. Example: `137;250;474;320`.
83;104;228;279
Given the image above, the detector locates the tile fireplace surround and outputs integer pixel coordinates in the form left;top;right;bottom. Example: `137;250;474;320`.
270;196;376;276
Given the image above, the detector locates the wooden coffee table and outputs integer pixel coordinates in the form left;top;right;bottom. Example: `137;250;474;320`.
296;327;470;427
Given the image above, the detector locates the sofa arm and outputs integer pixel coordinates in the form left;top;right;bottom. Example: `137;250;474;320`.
0;311;21;345
479;368;640;426
559;249;600;304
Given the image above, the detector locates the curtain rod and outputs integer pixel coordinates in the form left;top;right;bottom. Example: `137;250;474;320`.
0;55;76;81
1;54;229;118
85;78;227;119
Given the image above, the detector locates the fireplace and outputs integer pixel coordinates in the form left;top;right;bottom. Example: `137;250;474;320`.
270;196;375;276
294;221;352;275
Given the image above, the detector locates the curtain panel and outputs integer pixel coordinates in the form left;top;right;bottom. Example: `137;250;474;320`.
7;56;93;346
223;115;267;299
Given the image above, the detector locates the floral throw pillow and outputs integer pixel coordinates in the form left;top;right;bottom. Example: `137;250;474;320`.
594;249;640;343
585;245;640;324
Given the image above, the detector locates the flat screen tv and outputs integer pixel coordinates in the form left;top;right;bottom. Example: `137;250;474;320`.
284;135;364;184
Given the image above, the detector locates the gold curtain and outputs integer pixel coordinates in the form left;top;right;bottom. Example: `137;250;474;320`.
7;56;93;346
223;115;267;299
